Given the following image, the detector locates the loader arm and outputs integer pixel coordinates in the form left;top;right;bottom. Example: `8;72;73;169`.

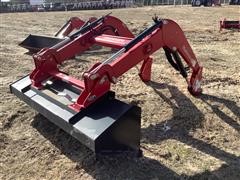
80;19;203;109
55;16;133;38
51;15;134;61
109;20;201;76
55;17;85;38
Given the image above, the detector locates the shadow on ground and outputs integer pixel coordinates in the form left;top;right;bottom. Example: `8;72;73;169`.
200;94;240;132
32;115;180;179
31;81;240;179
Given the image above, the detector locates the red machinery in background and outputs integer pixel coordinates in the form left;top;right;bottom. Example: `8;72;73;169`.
10;14;203;156
220;19;240;31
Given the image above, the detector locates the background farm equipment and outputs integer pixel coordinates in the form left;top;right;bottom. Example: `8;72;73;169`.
191;0;221;6
229;0;240;5
220;19;240;31
0;0;134;13
192;0;213;6
10;14;203;156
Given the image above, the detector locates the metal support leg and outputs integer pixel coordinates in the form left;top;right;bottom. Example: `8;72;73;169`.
139;57;152;82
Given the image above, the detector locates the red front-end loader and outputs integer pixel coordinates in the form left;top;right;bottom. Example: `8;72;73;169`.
10;14;203;156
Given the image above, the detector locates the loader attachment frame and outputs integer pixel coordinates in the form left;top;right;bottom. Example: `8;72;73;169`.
10;15;203;156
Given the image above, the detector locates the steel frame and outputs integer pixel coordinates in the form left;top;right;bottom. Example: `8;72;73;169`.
20;15;203;113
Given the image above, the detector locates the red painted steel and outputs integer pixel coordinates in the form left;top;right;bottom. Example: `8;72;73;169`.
49;71;85;89
58;17;85;37
29;16;203;112
220;19;240;31
94;34;132;49
139;57;153;82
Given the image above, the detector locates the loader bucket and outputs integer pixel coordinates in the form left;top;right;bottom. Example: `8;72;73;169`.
19;34;63;53
10;75;141;156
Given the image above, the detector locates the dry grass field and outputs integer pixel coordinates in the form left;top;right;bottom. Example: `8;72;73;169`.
0;5;240;180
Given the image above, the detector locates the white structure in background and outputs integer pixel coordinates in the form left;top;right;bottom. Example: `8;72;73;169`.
30;0;43;5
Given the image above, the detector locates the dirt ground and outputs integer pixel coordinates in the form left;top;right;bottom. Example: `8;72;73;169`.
0;5;240;180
